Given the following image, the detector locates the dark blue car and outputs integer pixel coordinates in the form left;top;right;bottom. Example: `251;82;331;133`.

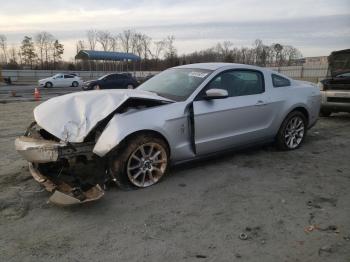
82;73;139;90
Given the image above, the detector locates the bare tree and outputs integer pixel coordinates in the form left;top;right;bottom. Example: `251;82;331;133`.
131;33;143;57
76;40;85;54
0;34;7;64
8;45;18;64
97;30;112;51
164;35;177;59
119;29;134;53
110;36;119;52
141;34;152;60
17;48;22;66
35;31;53;69
152;40;166;60
87;29;97;50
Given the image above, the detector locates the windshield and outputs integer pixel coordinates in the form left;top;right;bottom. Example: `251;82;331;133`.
98;74;108;80
137;68;213;101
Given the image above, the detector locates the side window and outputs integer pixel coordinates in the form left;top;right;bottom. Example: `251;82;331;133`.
272;74;291;87
64;75;74;78
120;75;128;79
205;70;264;97
105;75;114;81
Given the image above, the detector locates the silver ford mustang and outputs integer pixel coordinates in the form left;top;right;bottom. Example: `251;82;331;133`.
15;63;321;205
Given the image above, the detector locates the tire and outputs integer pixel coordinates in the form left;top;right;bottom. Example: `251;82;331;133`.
72;81;79;87
276;111;307;150
320;109;331;117
45;82;53;88
127;84;134;89
109;133;169;190
93;85;100;90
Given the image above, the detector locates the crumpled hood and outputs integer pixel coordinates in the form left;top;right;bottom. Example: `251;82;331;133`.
34;89;172;143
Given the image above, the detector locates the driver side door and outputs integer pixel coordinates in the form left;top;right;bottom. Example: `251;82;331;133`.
53;74;64;87
193;69;274;155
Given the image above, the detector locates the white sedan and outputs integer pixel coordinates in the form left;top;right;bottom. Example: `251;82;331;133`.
38;74;83;88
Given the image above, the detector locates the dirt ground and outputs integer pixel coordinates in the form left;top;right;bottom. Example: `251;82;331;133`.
0;101;349;262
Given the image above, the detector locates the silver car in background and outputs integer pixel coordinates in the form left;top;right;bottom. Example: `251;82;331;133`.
15;63;321;205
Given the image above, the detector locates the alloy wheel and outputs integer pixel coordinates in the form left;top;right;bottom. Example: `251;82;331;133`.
284;116;305;149
126;142;168;187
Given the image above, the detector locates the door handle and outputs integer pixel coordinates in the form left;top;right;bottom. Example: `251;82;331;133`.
255;100;267;106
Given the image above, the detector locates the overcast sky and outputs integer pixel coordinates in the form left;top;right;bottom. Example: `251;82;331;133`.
0;0;349;60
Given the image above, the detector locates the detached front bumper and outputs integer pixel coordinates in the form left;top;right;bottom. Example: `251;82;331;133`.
15;136;63;163
28;163;104;205
15;128;105;205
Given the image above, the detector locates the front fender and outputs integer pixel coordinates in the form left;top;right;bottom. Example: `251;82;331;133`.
93;113;171;157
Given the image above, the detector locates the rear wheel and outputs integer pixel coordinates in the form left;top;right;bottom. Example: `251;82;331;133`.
276;111;307;150
109;134;169;190
72;81;79;87
320;109;331;117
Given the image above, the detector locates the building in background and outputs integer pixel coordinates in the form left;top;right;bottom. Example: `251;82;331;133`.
303;56;328;65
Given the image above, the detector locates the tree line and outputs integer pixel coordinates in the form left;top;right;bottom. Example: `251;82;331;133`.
0;30;303;71
0;33;64;70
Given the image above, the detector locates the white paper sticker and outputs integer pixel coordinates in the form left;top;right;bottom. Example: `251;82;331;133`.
188;72;208;78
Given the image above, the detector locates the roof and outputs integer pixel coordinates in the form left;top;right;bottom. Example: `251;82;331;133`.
75;50;141;61
175;62;265;71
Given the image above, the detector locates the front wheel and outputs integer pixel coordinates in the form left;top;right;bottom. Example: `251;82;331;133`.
276;111;307;150
45;82;53;88
109;134;169;190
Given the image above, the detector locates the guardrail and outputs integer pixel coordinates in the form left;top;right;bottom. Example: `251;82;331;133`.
0;70;159;84
1;64;329;84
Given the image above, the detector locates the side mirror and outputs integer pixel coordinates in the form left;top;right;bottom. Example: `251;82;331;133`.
204;89;228;99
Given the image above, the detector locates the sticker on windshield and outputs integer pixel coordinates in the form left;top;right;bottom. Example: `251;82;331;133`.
188;72;208;78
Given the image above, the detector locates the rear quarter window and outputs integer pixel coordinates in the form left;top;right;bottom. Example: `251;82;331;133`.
272;74;291;87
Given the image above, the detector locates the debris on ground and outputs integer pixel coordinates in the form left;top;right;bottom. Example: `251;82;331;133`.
239;233;248;240
304;224;340;234
238;226;264;242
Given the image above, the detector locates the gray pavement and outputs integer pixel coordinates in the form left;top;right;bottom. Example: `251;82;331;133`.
0;84;81;103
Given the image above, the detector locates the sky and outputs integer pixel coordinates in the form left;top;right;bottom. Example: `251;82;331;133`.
0;0;349;60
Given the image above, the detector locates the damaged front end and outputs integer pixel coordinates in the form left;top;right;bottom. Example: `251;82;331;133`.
15;89;174;205
15;122;105;205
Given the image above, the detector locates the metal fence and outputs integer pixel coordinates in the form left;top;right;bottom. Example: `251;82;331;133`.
268;64;329;82
1;64;329;84
1;70;159;84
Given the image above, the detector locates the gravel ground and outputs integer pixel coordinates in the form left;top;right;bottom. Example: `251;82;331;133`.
0;101;349;262
0;85;79;103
